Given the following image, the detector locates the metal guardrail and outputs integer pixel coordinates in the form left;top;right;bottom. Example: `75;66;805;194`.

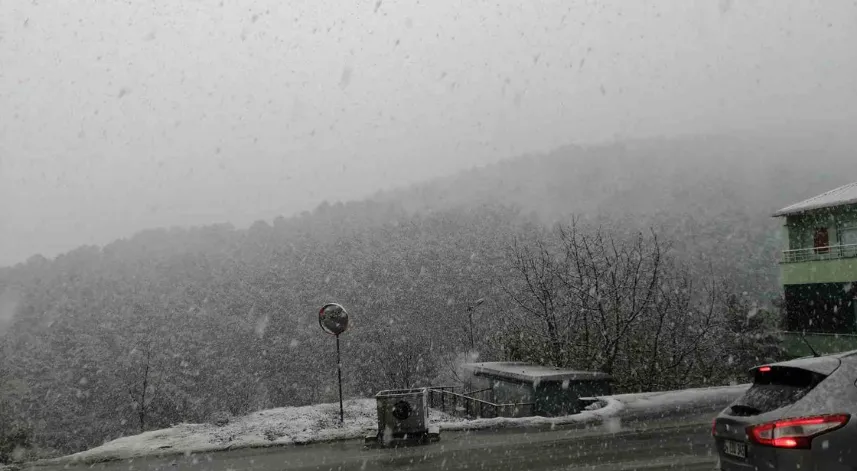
463;387;493;397
781;243;857;263
780;331;857;339
427;388;534;419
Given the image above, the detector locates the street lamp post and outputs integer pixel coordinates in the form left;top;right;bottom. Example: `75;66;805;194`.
465;298;485;351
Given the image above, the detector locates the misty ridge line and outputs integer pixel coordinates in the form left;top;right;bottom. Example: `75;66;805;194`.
5;127;855;269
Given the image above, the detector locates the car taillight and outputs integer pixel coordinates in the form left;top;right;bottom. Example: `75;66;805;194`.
747;414;850;449
712;418;717;437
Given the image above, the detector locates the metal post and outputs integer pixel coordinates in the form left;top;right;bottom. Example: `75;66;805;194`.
468;310;475;351
466;299;484;353
336;334;344;424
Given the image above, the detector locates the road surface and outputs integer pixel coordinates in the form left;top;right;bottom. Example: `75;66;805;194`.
26;413;720;471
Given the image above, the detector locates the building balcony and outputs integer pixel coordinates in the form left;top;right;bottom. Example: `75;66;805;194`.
781;244;857;264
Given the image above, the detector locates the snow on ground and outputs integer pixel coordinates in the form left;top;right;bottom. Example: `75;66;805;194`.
434;395;625;432
59;399;463;464
615;383;750;414
56;384;749;464
435;384;749;432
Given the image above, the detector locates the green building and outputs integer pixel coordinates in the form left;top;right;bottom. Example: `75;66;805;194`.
774;182;857;356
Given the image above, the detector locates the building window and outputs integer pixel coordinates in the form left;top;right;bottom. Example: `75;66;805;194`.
814;227;830;253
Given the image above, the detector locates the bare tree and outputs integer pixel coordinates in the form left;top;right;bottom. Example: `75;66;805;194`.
502;236;567;366
502;220;733;392
122;338;160;433
119;303;178;433
554;221;663;374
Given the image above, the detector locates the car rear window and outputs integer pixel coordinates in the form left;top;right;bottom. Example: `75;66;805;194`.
728;367;827;416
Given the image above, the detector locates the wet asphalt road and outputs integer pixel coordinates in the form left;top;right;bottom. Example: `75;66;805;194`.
26;414;721;471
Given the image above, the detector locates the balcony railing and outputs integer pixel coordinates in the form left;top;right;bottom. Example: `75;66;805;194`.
781;243;857;264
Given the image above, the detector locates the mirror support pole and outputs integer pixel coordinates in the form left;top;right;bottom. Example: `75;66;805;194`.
336;334;344;425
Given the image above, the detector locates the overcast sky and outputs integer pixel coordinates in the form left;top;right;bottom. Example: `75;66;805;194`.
1;0;856;266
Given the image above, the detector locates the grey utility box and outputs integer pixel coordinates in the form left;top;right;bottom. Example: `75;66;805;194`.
370;388;440;447
375;388;429;439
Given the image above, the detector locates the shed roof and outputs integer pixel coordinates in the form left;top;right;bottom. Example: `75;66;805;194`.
462;362;611;384
773;181;857;217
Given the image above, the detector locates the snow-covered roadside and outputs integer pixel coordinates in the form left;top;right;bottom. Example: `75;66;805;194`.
616;383;750;414
436;383;749;432
434;396;625;432
55;399;463;464
53;384;749;465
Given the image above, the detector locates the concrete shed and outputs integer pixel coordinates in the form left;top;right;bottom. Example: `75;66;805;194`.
462;362;612;416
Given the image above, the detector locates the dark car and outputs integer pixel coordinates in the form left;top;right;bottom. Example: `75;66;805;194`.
713;351;857;470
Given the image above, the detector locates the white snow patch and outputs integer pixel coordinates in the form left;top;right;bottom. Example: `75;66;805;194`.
61;399;463;464
438;384;748;432
436;397;625;432
56;384;749;464
612;384;750;414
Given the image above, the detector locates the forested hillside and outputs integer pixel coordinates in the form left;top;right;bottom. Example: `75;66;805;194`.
0;202;772;457
2;132;850;457
0;203;533;454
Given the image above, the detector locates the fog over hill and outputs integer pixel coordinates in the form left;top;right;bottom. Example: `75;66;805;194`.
373;130;856;297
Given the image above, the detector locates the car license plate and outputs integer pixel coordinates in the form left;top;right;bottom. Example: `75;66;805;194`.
723;440;747;459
